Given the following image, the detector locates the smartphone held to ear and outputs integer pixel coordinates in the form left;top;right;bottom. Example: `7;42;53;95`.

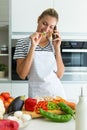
52;26;57;40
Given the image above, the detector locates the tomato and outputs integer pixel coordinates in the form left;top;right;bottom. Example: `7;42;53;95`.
0;95;5;102
1;92;10;100
7;97;14;103
4;101;10;109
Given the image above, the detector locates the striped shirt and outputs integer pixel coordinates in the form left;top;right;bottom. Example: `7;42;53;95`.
13;37;54;60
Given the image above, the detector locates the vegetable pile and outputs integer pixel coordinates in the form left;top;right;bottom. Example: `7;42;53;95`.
0;92;14;109
24;96;76;122
39;102;75;122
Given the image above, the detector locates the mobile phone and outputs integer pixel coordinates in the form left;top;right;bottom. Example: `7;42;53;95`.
52;26;57;39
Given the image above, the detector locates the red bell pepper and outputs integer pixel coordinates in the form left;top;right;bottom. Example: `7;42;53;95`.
24;98;37;111
34;101;48;114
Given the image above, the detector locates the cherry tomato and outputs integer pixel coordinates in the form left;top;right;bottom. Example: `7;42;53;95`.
1;92;10;100
7;97;14;103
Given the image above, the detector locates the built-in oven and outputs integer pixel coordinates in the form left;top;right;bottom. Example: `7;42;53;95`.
11;47;27;80
61;41;87;81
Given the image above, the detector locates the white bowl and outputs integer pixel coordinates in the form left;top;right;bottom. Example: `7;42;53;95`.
4;111;32;129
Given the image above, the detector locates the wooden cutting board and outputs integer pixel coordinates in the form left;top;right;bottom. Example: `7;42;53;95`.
22;109;64;118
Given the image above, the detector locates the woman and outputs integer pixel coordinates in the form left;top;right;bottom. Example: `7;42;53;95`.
14;8;66;98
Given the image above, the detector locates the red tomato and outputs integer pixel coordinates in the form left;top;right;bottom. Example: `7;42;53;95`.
7;97;14;103
1;92;10;100
4;101;10;109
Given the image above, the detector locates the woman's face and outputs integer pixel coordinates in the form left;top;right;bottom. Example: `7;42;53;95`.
37;15;57;36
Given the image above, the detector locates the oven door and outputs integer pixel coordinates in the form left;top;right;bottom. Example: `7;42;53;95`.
62;49;87;67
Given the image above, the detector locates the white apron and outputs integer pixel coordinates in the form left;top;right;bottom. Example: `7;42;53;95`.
28;49;66;98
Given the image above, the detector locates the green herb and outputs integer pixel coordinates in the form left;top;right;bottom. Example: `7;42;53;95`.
0;63;8;71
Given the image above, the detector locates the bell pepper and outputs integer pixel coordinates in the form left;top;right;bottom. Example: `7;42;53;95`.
24;98;37;111
47;101;59;110
34;101;48;114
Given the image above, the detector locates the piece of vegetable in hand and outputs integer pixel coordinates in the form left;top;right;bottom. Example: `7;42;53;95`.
42;32;46;36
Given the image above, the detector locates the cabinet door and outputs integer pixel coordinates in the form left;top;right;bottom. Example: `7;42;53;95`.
11;83;28;98
0;0;9;22
62;83;87;102
11;0;53;32
54;0;87;33
0;83;11;93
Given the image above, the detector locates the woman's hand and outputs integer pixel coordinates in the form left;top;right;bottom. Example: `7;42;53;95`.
52;31;61;50
30;32;42;48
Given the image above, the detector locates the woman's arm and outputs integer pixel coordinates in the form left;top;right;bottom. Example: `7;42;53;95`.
16;32;42;79
55;46;65;79
16;44;36;79
52;31;65;79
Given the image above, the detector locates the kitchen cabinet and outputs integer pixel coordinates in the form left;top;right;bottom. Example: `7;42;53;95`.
62;82;87;102
0;0;9;24
11;0;87;40
0;82;28;98
11;0;53;33
11;83;28;98
0;0;10;80
0;83;11;93
54;0;87;35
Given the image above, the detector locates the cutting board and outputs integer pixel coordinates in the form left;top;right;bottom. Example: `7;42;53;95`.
22;109;64;118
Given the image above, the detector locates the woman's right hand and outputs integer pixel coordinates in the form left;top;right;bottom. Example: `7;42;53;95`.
30;32;42;48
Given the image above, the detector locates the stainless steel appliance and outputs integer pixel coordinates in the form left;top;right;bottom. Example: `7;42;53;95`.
61;41;87;81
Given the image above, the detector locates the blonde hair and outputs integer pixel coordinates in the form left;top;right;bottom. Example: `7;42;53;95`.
38;8;59;22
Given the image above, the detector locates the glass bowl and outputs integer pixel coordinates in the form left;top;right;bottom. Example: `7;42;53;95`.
4;111;32;129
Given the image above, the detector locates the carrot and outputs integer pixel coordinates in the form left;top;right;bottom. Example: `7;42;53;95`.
55;96;76;110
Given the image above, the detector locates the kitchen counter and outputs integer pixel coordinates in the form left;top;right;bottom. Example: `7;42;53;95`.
23;118;75;130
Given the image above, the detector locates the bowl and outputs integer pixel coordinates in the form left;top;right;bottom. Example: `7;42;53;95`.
4;111;32;129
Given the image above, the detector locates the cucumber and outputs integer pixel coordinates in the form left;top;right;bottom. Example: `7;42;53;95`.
6;95;25;114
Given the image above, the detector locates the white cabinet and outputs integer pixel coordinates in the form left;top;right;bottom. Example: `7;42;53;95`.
11;0;87;40
62;82;87;102
0;83;11;93
54;0;87;33
11;83;28;98
11;0;53;33
0;0;9;25
0;82;28;98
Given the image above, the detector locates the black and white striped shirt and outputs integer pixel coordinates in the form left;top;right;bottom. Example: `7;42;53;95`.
13;37;54;60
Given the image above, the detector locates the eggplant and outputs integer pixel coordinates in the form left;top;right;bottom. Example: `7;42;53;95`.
6;95;25;114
